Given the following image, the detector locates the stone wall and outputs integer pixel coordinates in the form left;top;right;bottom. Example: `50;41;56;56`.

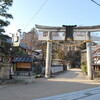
0;66;10;80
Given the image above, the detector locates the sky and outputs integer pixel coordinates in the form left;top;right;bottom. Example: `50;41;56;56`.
5;0;100;35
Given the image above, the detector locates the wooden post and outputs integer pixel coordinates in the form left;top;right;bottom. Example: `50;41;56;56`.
86;31;93;80
45;31;52;78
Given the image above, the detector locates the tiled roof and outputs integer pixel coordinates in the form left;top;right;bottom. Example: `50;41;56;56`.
12;57;33;63
12;57;42;63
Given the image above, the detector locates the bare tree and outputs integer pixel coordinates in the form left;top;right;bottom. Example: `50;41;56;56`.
21;27;42;50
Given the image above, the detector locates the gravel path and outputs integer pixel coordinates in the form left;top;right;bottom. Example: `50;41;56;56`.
0;68;100;100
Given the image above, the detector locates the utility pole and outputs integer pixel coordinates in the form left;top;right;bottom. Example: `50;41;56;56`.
86;31;93;80
45;31;52;78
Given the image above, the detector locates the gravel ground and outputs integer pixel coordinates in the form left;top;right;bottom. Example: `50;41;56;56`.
0;68;100;100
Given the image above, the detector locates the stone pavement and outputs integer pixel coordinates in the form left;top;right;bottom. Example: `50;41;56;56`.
34;86;100;100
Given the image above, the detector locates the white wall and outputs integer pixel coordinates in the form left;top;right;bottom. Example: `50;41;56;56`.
42;66;63;74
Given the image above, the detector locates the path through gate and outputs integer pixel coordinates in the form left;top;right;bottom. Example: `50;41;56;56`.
36;24;100;80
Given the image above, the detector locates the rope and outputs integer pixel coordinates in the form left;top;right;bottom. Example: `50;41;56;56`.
46;40;92;47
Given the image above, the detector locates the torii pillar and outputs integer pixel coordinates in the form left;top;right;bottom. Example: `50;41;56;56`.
45;31;52;78
86;31;93;80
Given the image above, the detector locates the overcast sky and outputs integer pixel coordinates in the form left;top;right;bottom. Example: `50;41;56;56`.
5;0;100;35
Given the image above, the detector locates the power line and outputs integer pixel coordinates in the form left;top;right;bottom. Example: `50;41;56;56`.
91;0;100;6
23;0;48;31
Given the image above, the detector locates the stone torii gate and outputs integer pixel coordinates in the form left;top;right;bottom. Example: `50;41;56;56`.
35;24;100;80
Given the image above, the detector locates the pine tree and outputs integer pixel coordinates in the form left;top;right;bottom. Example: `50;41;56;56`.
0;0;13;33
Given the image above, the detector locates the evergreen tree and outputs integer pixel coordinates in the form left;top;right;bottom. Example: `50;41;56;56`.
0;0;13;33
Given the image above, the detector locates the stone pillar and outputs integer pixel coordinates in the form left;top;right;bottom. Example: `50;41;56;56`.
86;31;93;80
45;31;52;78
68;46;70;51
75;46;77;50
0;66;10;80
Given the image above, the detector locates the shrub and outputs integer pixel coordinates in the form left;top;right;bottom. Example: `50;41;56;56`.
95;71;100;77
81;62;87;74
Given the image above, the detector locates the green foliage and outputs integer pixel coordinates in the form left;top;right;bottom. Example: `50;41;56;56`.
0;42;11;55
0;40;27;56
10;47;27;56
95;71;100;77
0;35;11;55
0;33;9;40
0;0;13;33
81;62;87;74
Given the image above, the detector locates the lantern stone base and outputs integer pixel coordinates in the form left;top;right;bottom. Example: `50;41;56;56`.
12;76;35;83
0;66;10;80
